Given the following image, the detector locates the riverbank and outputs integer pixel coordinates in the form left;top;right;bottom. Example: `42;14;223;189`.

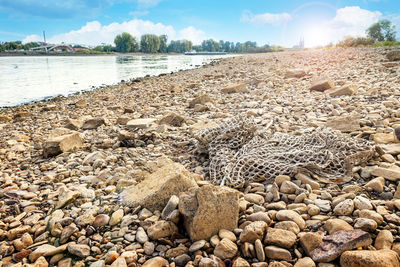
1;47;400;266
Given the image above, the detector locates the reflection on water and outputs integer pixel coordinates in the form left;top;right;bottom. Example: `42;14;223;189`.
0;54;229;107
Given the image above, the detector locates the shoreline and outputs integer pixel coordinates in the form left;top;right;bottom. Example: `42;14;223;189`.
1;47;400;266
0;55;226;110
0;51;232;57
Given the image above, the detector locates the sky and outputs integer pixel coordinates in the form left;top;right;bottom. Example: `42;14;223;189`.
0;0;399;48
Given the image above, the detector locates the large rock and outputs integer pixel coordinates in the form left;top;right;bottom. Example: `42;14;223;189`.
310;230;372;262
299;232;323;256
147;220;178;240
158;112;185;127
43;131;83;157
221;83;246;93
387;50;400;61
275;210;305;230
189;94;212;108
264;228;296;248
214;238;238;259
120;157;198;211
82;117;105;130
179;184;240;241
126;118;156;129
340;249;399;267
371;167;400;181
309;77;334;92
239;221;268;243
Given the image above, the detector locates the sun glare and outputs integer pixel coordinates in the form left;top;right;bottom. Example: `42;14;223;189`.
304;26;330;47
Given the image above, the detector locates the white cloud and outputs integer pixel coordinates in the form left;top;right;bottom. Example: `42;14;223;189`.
326;6;381;37
22;19;207;46
241;10;292;26
178;26;207;44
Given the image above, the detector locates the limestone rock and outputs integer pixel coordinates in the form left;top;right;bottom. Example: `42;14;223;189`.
147;220;178;240
126;118;155;129
294;257;315;267
309;77;334;92
333;199;354;216
371;167;400;181
179;184;239;241
120;157;198;211
299;232;323;256
328;84;358;97
373;132;398;144
275;210;305;230
326;115;360;132
340;249;399;267
310;229;372;262
239;221;268;243
142;257;169;267
214;238;238;259
43;132;83;157
264;246;292;260
374;230;393;250
221;83;246;93
158;112;185;127
82;117;105;130
189;94;212;108
285;69;307;78
264;228;296;249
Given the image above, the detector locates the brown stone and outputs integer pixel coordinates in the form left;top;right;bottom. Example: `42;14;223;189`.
43;132;83;157
340;249;399;267
309;77;334;92
179;184;239;241
299;232;323;256
221;83;246;93
328;84;358;97
142;256;169;267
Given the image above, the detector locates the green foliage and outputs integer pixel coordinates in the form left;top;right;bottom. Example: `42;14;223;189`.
167;40;193;53
140;34;161;53
114;32;139;52
158;35;168;53
337;36;375;47
94;44;115;53
372;41;400;47
366;19;396;42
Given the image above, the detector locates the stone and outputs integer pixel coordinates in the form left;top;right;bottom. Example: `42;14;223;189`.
264;228;296;248
55;187;80;209
121;157;198;211
328;84;358;97
142;257;169;267
280;180;299;194
219;229;236;242
82;117;105;130
214;238;238;259
294;257;315;267
299;232;323;256
274;221;300;234
275;210;305;230
354;196;372;210
359;209;384;225
285;69;307;78
255;239;265;261
333;199;354;216
371;167;400;181
309;77;334;92
126;118;156;129
189;240;206;252
375;230;393;250
354;218;377;232
327;115;361;133
264;246;292;260
247;211;271;223
65;118;83;130
179;184;239;241
221;83;246;93
310;230;372;262
158;112;185;127
34;256;48;267
374;133;398;144
365;177;385;192
29;244;59;262
147;220;178;240
135;227;148;243
340;249;400;267
244;193;264;204
161;195;179;219
109;209;124;226
239;221;268;243
67;243;90;258
43;132;83;157
60;224;78;244
387;50;400;61
295;173;320;189
189;94;212;108
93;214;110;227
174;254;191;266
110;257;127;267
233;257;250;267
395;183;400;199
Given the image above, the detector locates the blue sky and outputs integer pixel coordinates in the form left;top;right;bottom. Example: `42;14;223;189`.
0;0;399;47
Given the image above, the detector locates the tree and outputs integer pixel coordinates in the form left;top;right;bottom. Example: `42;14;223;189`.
114;32;139;52
140;34;161;53
158;35;167;53
366;19;396;42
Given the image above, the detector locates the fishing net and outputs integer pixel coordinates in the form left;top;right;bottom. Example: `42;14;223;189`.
195;116;374;188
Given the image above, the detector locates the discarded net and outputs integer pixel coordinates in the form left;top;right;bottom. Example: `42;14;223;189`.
195;116;374;188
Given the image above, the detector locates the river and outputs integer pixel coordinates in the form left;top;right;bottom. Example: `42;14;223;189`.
0;54;229;107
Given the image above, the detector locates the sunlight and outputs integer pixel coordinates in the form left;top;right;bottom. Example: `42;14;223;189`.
304;26;330;47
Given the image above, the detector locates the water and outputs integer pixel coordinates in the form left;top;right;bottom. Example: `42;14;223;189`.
0;54;228;107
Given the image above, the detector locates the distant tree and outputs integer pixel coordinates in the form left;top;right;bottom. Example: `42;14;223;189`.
140;34;161;53
366;19;396;42
167;40;192;53
23;42;40;50
158;35;168;53
114;32;139;52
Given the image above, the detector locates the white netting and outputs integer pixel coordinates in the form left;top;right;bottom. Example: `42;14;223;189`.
195;116;374;188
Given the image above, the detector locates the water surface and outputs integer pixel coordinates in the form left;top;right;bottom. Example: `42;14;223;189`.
0;54;227;107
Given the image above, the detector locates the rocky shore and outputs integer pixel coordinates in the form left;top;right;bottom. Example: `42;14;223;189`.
1;47;400;267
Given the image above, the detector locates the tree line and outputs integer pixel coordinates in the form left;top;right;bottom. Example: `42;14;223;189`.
98;32;284;54
0;41;41;52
